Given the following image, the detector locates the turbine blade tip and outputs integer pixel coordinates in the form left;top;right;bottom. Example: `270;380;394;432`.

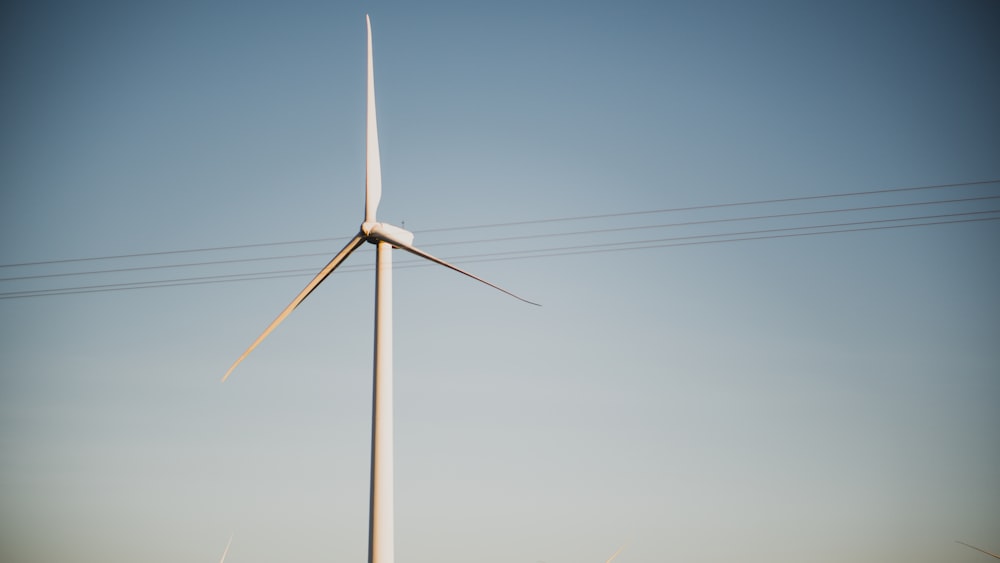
222;358;243;381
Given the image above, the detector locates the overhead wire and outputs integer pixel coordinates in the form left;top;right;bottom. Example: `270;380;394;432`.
1;179;997;299
0;236;343;269
4;218;997;298
2;193;997;284
427;194;1000;248
0;250;337;282
3;212;996;300
438;210;999;260
0;178;995;269
418;178;1000;233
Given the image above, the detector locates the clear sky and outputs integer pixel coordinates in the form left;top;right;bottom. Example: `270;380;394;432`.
1;2;998;562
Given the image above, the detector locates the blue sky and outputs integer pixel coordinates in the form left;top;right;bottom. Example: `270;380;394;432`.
1;2;998;562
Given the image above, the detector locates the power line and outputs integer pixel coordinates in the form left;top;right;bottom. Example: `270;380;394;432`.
0;250;337;282
3;193;994;283
0;236;344;269
419;179;1000;233
468;216;1000;262
0;195;1000;282
418;210;1000;262
1;178;996;269
0;269;329;299
2;210;995;300
427;194;1000;248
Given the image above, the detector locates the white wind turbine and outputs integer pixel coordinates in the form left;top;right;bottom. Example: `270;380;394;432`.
221;14;536;563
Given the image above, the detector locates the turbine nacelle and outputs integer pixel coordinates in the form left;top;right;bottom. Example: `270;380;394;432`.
362;221;415;248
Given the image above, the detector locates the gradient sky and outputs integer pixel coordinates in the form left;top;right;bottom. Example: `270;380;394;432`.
2;2;998;562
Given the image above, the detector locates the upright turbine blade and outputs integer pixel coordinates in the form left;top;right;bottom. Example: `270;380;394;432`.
222;234;367;382
365;14;382;226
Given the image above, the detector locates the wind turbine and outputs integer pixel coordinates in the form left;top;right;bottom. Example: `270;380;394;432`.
221;14;536;563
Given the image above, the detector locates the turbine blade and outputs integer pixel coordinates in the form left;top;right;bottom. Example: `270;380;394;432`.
222;234;367;382
605;543;627;563
219;534;233;563
957;541;1000;560
389;239;540;306
365;14;382;225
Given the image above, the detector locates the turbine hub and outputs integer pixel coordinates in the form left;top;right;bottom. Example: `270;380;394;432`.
363;222;415;247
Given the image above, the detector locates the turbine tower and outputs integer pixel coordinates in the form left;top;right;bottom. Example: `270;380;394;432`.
222;15;536;563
